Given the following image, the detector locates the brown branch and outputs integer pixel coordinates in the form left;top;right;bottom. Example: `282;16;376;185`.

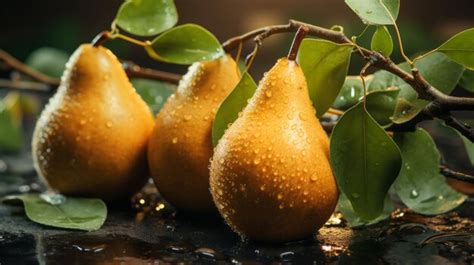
0;49;181;93
0;49;60;86
440;165;474;184
222;19;474;141
121;61;180;85
0;79;51;92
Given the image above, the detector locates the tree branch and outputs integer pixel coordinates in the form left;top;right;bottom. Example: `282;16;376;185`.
222;19;474;141
0;50;181;93
440;165;474;184
0;49;60;86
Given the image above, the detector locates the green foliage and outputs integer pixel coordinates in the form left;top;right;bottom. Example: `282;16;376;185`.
149;24;224;64
25;47;69;78
297;39;352;117
115;0;178;36
437;28;474;70
459;70;474;92
0;94;23;152
132;78;175;114
371;26;393;57
212;72;257;147
2;193;107;231
330;102;402;220
369;52;464;124
344;0;399;25
365;89;399;127
337;192;394;227
393;129;467;215
438;122;474;166
332;76;366;110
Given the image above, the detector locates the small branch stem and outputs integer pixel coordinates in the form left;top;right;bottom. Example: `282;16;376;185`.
287;26;309;61
440;165;474;184
91;31;112;47
0;49;60;86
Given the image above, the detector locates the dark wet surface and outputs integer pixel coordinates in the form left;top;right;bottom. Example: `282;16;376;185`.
0;173;473;265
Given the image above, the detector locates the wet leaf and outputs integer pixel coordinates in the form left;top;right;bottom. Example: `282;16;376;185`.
337;192;394;227
149;24;224;64
371;26;393;57
132;78;175;114
369;52;464;123
438;122;474;166
212;72;257;147
333;76;366;110
2;193;107;231
344;0;399;25
390;98;429;124
297;39;352;117
365;89;400;127
437;28;474;70
115;0;178;36
330;102;402;220
25;47;69;78
393;128;467;215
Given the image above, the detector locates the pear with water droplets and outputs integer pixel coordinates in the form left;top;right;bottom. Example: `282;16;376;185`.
32;44;154;201
210;57;338;242
148;55;240;213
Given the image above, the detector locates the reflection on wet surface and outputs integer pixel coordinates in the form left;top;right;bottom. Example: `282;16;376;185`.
0;181;473;264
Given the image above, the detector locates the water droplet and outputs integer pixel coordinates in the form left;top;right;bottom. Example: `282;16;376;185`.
80;119;86;125
410;189;419;198
265;91;272;98
184;114;192;121
106;122;112;128
40;192;66;205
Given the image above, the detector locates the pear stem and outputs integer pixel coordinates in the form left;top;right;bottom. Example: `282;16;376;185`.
91;31;112;47
287;26;309;61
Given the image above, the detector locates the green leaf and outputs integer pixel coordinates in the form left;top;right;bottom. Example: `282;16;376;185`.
212;72;257;147
365;89;400;127
438;122;474;166
297;39;352;117
330;102;402;220
459;70;474;92
369;52;464;123
3;193;107;231
115;0;178;36
390;98;428;124
25;47;69;78
333;76;374;110
337;192;394;227
132;78;175;114
393;128;467;215
371;26;393;57
0;94;23;152
437;28;474;70
344;0;399;25
149;24;224;65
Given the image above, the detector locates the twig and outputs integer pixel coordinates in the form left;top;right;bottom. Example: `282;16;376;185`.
0;50;181;93
287;26;309;61
121;61;180;85
0;79;51;92
0;49;60;86
440;165;474;184
222;19;474;141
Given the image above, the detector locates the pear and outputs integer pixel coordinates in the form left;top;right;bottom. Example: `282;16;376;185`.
32;44;154;201
209;58;338;242
148;55;240;213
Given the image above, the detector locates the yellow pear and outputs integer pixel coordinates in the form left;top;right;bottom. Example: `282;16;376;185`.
32;44;154;201
210;58;338;242
148;55;240;213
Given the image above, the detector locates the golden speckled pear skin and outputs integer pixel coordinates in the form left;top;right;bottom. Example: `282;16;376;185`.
210;58;338;243
148;55;240;213
32;44;154;201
